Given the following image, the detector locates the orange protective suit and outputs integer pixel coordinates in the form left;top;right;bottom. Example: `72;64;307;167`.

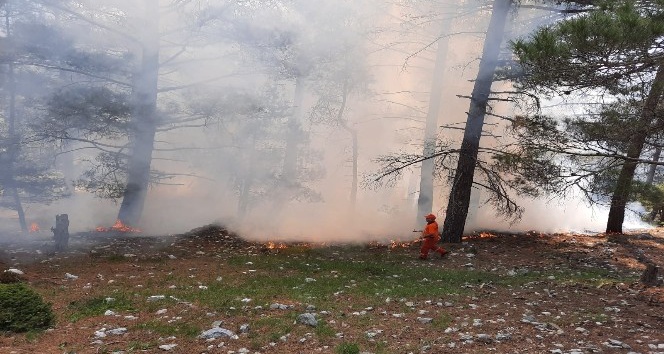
419;218;447;259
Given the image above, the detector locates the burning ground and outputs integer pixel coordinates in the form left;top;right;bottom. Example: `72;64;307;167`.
0;225;663;354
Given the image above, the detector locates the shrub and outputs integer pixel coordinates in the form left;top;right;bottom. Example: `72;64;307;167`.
0;283;55;332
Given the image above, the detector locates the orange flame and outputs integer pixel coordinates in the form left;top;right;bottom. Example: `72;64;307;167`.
389;240;419;249
29;223;40;232
265;241;288;250
95;220;141;233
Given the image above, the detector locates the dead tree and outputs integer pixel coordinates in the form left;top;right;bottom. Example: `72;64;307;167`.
52;214;69;252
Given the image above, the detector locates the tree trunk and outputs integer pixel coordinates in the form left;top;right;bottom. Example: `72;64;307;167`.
417;13;453;225
441;0;512;243
337;81;358;210
645;146;661;185
606;65;664;233
117;1;160;226
283;75;306;182
3;8;27;232
238;136;257;219
52;214;69;252
640;263;659;286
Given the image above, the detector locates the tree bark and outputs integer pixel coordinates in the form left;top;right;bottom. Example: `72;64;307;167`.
645;146;661;185
117;1;160;226
417;13;453;225
441;0;512;243
606;65;664;233
52;214;69;252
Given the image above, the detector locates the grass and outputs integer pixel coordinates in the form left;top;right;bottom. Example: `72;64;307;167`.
67;294;135;322
133;320;201;338
495;267;637;287
335;342;360;354
193;251;496;308
20;236;648;353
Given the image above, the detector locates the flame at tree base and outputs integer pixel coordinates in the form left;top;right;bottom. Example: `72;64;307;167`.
96;220;141;233
29;223;40;232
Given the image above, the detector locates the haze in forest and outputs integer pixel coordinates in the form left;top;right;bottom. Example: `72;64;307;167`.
0;0;655;244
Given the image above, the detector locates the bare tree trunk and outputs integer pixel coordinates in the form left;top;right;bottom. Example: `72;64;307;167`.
417;13;453;225
283;75;306;182
606;65;664;233
335;80;358;210
52;214;69;252
238;136;257;219
117;1;160;226
441;0;511;243
645;146;661;185
3;7;27;232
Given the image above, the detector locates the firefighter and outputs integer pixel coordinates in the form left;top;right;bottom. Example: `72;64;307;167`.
419;213;447;260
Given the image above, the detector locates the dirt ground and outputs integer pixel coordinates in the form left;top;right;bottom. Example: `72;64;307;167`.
0;225;663;354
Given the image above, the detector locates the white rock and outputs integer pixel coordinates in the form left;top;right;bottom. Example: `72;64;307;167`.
156;309;168;315
6;268;24;275
147;295;166;301
65;273;79;280
158;344;177;351
104;310;116;316
107;327;127;335
198;327;238;340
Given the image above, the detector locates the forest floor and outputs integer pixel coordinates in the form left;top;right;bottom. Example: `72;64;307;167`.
0;225;663;354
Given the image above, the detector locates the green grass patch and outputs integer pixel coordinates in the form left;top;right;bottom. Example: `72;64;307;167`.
496;267;636;287
127;340;158;350
133;320;201;338
67;294;135;322
432;312;453;329
335;342;360;354
205;253;494;309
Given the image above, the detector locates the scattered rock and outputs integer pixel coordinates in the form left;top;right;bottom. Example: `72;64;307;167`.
198;327;238;340
158;344;177;351
297;313;317;327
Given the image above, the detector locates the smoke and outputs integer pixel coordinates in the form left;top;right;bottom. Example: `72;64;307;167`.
0;0;654;244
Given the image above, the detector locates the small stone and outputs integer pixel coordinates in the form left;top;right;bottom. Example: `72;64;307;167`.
65;273;79;280
156;309;168;315
417;317;433;324
104;310;116;316
158;344;177;351
147;295;166;301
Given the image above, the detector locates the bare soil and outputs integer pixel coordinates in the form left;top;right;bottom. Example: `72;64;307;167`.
1;226;663;354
